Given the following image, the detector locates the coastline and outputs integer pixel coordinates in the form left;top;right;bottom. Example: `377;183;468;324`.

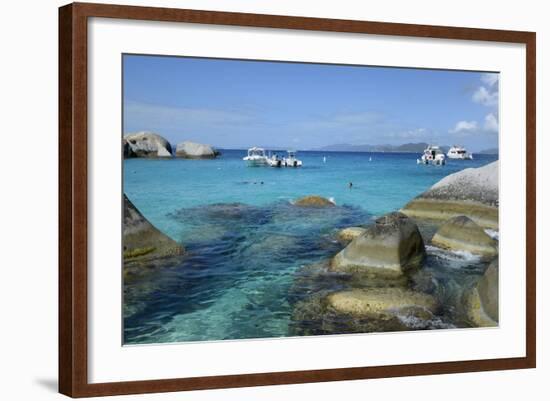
123;159;499;343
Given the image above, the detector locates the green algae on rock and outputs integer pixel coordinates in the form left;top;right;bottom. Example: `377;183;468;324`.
124;194;184;263
294;195;335;207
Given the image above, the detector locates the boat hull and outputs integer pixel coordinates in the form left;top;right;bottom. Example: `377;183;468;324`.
245;158;269;166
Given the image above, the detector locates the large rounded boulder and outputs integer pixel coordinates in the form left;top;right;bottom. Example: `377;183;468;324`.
294;195;335;207
330;212;425;278
431;215;498;256
401;161;499;229
175;141;219;159
124;194;184;263
124;131;173;158
463;259;499;327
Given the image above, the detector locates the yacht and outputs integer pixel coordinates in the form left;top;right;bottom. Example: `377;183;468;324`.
282;150;302;167
447;145;473;160
243;147;269;166
417;145;446;165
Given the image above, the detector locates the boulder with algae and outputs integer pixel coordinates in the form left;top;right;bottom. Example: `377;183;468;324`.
401;161;499;229
326;288;438;318
290;287;442;336
294;195;335;207
463;259;499;327
330;212;425;278
124;194;184;263
431;215;498;256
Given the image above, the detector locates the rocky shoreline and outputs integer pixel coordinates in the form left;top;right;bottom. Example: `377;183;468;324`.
289;161;499;334
123;161;499;336
124;131;220;159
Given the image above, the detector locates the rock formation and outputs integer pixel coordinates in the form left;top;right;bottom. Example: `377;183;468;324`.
124;194;184;263
431;215;498;256
330;212;425;278
175;141;219;159
402;161;499;228
124;131;173;158
463;259;499;327
294;195;335;207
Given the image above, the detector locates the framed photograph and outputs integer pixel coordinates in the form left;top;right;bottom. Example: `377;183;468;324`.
59;2;536;397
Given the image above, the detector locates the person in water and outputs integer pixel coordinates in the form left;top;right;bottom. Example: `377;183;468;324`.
349;182;353;189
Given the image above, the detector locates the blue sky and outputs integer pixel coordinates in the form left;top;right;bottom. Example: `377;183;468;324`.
123;55;499;152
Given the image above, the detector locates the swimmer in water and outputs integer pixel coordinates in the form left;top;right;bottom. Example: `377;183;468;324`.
349;182;353;189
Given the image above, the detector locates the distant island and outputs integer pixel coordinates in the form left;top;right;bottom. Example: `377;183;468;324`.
310;142;450;153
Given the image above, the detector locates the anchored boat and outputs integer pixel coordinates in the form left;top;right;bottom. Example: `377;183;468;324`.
447;145;473;160
417;145;446;165
243;147;269;166
267;152;283;167
282;150;302;167
245;148;303;167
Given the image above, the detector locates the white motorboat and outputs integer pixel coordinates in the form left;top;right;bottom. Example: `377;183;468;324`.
243;147;269;166
282;150;302;167
267;152;283;167
417;145;446;165
447;145;473;160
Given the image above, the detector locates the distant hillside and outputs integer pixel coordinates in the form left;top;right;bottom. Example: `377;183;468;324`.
312;142;444;153
478;148;499;155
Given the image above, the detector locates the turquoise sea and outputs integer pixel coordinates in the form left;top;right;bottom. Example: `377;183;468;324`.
123;150;497;344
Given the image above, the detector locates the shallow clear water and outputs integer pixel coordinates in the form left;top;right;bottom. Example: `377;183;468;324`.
123;150;497;344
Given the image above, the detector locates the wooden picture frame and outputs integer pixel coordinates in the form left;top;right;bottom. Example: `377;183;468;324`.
59;2;536;397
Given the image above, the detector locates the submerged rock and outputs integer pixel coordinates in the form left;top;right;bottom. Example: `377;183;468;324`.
463;259;499;327
124;194;184;263
290;287;445;336
294;195;335;207
124;131;173;158
326;288;438;318
330;212;425;278
336;227;367;244
431;215;498;256
175;141;219;159
401;161;499;229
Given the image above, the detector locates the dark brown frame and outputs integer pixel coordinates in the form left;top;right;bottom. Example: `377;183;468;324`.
59;2;536;397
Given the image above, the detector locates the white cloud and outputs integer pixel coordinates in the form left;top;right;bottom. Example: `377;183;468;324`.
449;120;478;134
472;86;499;107
480;73;499;87
449;73;499;137
483;113;499;133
